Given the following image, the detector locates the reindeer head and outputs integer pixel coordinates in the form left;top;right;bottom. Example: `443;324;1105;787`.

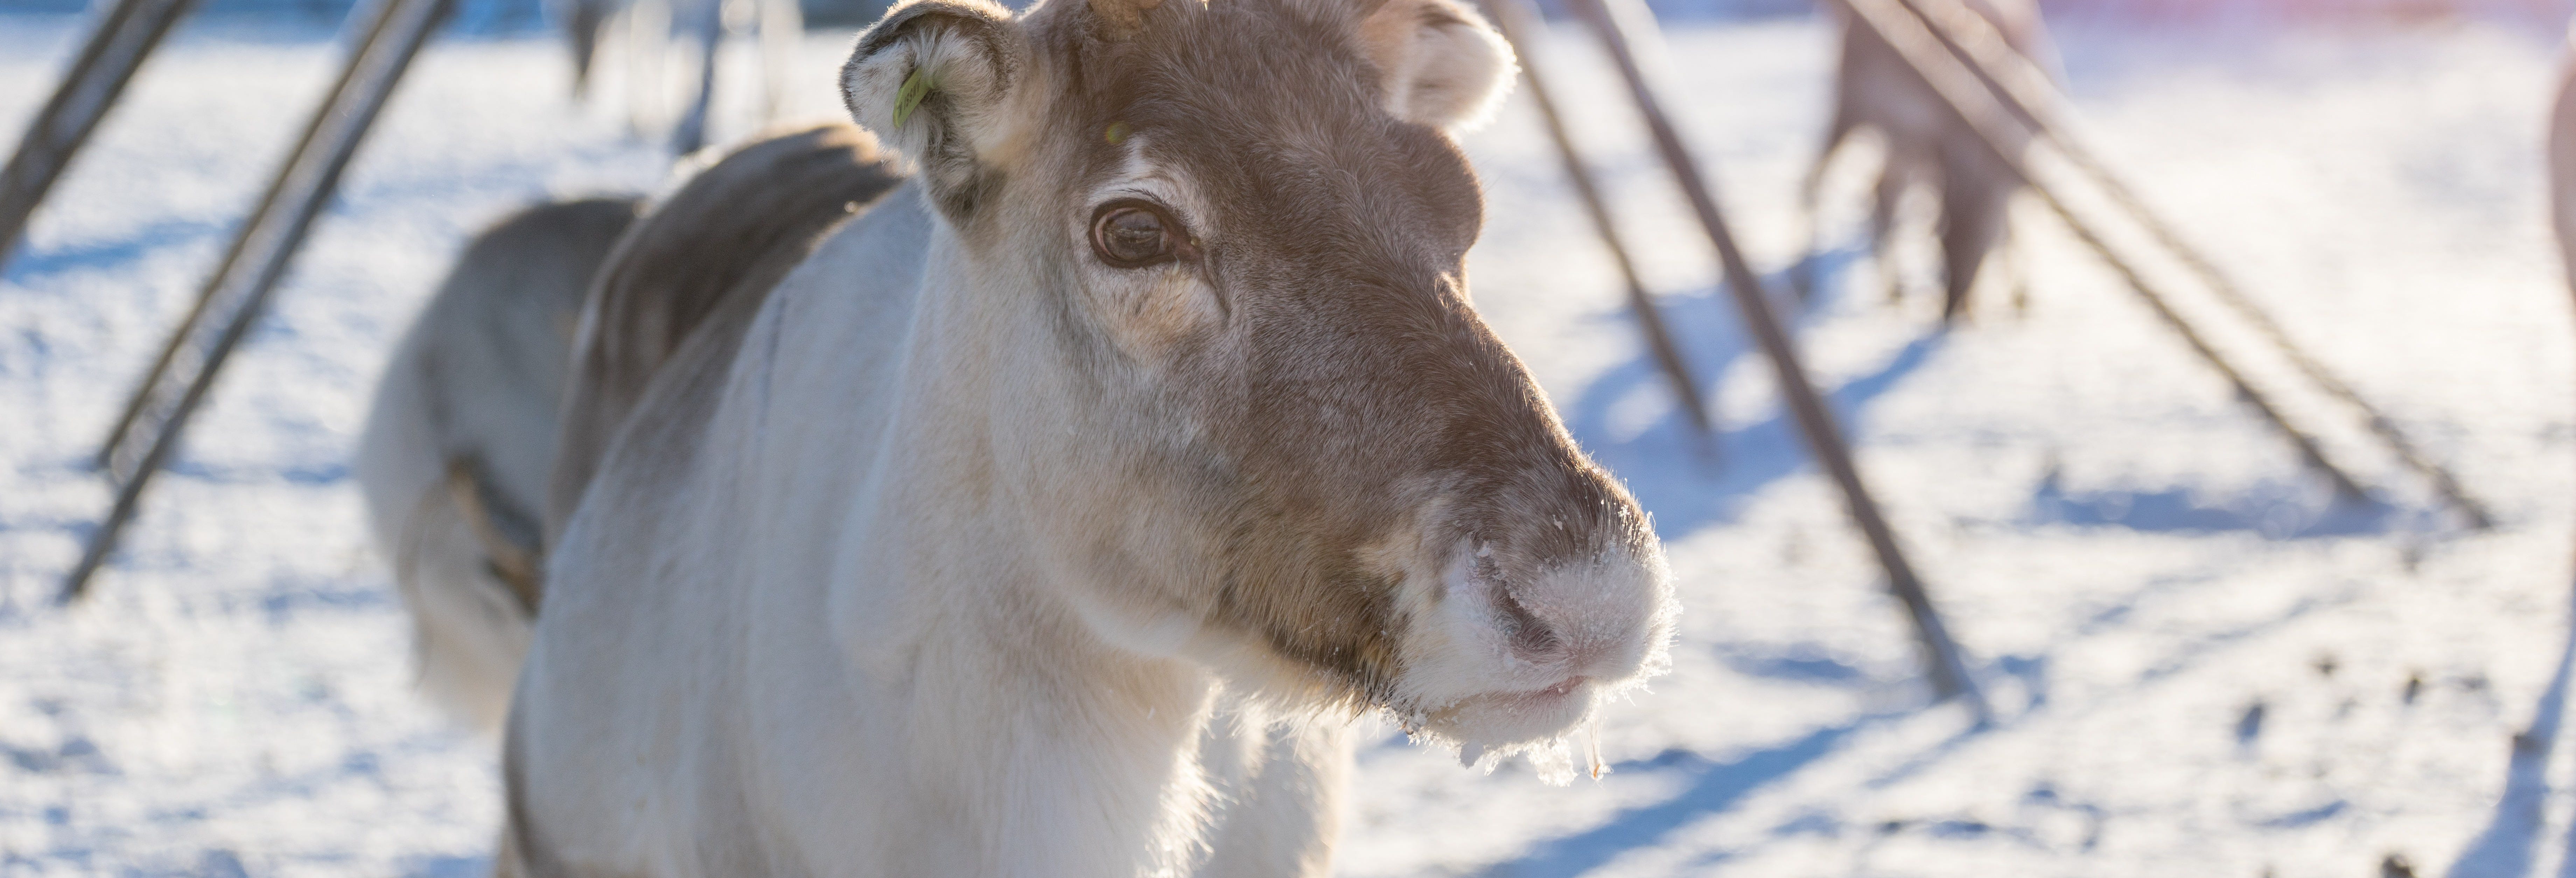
841;0;1673;764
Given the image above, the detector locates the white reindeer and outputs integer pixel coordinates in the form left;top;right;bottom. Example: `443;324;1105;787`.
362;163;1362;873
486;0;1677;872
1798;0;2057;323
354;196;639;734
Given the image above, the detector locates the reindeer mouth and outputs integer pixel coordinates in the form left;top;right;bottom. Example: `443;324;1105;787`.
1465;675;1586;709
1465;675;1588;719
1416;674;1597;749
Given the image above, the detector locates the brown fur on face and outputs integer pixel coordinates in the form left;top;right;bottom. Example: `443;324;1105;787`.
946;0;1655;709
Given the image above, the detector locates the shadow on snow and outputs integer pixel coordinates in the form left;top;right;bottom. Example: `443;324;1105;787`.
1476;244;2415;877
1558;245;1925;540
1558;245;2401;546
1472;723;1865;878
2448;578;2576;878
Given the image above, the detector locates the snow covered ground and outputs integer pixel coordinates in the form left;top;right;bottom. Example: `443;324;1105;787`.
2;9;2572;877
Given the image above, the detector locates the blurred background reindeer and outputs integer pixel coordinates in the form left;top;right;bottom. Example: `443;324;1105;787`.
1797;0;2060;324
2549;21;2576;306
553;0;806;153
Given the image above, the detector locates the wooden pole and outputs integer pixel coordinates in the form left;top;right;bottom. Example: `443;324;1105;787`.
1828;0;2375;506
63;0;457;602
1561;0;1987;713
1478;0;1718;451
1890;0;2491;529
0;0;201;269
94;0;408;478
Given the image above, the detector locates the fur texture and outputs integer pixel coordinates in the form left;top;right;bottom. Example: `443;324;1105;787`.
548;122;906;535
1353;0;1515;131
355;197;642;734
502;0;1675;873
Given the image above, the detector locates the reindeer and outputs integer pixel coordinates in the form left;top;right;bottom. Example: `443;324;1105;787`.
554;0;804;154
362;135;1359;874
1797;0;2057;324
488;0;1677;872
354;196;640;735
368;140;1363;877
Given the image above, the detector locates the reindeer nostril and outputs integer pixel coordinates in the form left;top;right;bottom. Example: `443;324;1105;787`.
1471;544;1569;660
1516;623;1563;658
1495;588;1562;659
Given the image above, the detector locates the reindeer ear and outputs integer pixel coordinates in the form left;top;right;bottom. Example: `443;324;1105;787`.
842;0;1023;210
1356;0;1516;132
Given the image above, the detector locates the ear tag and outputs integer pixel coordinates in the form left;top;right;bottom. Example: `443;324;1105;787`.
1103;121;1131;145
892;68;933;128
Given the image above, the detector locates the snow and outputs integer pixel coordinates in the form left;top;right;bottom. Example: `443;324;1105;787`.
2;10;2572;877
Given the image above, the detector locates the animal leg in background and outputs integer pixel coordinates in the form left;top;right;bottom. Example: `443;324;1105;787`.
561;0;801;154
1820;0;2053;325
1935;141;2013;325
668;0;722;154
1870;154;1911;304
1793;96;1860;298
2002;211;2030;315
755;0;802;125
621;0;669;141
560;0;614;98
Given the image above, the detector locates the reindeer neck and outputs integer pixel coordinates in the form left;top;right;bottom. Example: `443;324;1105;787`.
763;189;1223;874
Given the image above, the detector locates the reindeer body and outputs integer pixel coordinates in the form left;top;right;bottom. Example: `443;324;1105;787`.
497;0;1677;872
1802;0;2055;322
354;197;639;734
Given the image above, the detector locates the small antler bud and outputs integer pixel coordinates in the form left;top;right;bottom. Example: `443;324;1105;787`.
1087;0;1163;40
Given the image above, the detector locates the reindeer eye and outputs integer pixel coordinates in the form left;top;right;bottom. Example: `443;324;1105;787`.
1090;201;1183;268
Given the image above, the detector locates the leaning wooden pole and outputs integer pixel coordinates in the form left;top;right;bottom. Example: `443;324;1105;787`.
1891;0;2491;529
0;0;201;269
1561;0;1987;712
62;0;456;602
1829;0;2374;505
93;0;408;476
1477;0;1717;450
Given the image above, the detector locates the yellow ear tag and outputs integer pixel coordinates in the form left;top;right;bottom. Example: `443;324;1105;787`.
892;68;933;128
1104;121;1131;145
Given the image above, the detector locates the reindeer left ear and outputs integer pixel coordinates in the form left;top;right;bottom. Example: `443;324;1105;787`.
1356;0;1516;132
842;0;1024;213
